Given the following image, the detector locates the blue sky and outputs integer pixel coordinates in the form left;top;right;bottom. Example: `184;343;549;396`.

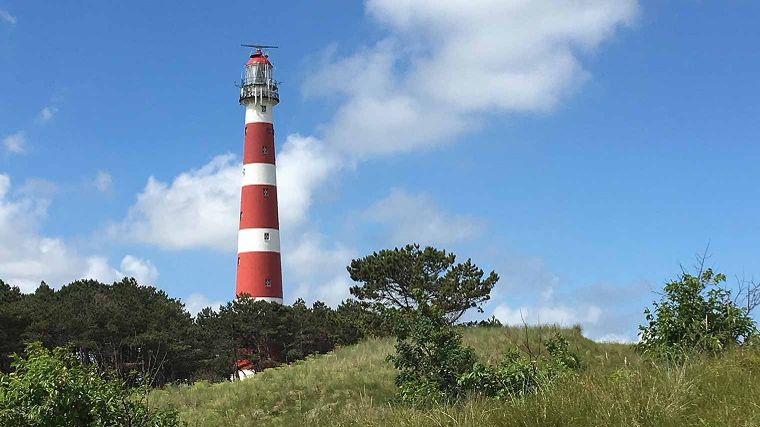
1;1;759;341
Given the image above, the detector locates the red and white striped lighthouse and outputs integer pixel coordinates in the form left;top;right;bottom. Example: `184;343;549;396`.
235;47;283;303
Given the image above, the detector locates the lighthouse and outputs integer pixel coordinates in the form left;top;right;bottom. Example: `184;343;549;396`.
236;46;283;303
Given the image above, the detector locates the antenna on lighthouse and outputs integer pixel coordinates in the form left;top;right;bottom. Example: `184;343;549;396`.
241;44;279;50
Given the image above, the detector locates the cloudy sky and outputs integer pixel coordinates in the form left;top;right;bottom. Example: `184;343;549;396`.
1;1;759;341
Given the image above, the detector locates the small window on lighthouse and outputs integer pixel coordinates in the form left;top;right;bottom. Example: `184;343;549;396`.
261;105;267;113
263;188;269;198
265;279;272;287
261;145;268;154
264;232;270;241
237;257;241;266
242;168;246;176
240;211;243;220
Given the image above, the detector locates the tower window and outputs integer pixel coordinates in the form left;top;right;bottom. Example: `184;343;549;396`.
261;105;267;113
261;145;268;154
244;126;247;135
237;257;240;266
264;232;270;241
264;278;272;287
240;211;243;220
242;168;245;176
263;188;269;198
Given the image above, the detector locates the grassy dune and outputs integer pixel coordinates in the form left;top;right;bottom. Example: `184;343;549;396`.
151;326;760;426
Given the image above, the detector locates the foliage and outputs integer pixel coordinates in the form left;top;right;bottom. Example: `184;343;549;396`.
0;342;181;427
389;300;580;406
0;280;25;372
388;305;477;405
348;244;499;323
193;297;380;380
457;333;581;400
0;277;387;384
636;268;757;359
152;327;760;426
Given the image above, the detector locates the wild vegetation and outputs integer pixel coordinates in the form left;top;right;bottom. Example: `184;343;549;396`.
0;343;181;426
0;278;387;384
150;326;760;426
1;245;759;426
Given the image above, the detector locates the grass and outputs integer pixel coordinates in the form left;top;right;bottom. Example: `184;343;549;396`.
151;326;760;426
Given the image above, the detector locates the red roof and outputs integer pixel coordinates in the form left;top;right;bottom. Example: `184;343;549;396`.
246;49;271;66
236;359;254;370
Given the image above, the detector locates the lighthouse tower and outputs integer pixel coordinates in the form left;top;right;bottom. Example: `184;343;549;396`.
236;47;283;303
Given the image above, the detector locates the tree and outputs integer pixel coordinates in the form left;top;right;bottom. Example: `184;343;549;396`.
636;267;757;358
348;244;499;323
0;280;26;371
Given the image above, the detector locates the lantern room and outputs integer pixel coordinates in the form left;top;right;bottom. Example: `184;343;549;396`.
240;49;279;105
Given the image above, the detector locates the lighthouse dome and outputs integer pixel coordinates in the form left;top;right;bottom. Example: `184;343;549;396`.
246;49;272;66
243;49;274;86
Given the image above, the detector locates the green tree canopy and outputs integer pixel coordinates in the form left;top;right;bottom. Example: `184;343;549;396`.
347;244;499;323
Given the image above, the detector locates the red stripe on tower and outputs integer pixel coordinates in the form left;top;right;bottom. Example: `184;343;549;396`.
236;48;283;303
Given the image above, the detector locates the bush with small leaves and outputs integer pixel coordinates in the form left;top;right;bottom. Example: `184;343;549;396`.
457;334;581;400
636;268;757;361
388;304;477;405
0;343;182;427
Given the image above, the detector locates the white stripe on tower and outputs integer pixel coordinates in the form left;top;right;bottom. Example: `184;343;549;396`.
238;228;281;253
241;163;277;187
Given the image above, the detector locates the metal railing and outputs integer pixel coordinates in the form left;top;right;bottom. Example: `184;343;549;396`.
239;83;279;104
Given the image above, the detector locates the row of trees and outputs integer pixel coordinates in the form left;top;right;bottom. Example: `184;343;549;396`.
0;278;388;386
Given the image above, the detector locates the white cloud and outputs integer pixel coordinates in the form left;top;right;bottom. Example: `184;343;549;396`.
81;256;123;284
37;106;58;123
0;174;151;292
595;333;636;344
364;189;484;246
113;154;240;251
305;0;638;158
493;303;603;327
276;134;342;228
0;9;16;25
183;293;226;316
2;131;26;154
120;255;159;284
80;255;159;285
93;171;113;192
282;232;357;306
483;251;649;341
114;134;339;251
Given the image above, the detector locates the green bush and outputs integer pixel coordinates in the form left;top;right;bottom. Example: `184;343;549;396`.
389;297;582;406
388;306;477;405
0;343;182;427
636;268;757;360
457;333;581;400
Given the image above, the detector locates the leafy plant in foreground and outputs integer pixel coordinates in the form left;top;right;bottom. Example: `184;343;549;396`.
389;304;477;405
636;267;756;360
458;333;581;400
0;342;182;427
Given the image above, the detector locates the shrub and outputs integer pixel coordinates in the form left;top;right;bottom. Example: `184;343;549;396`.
636;268;757;360
388;306;477;405
457;333;581;400
0;343;182;427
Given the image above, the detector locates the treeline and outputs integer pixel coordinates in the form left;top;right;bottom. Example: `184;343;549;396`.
0;278;389;386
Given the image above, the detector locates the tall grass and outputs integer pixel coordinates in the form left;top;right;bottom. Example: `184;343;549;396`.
151;326;760;426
